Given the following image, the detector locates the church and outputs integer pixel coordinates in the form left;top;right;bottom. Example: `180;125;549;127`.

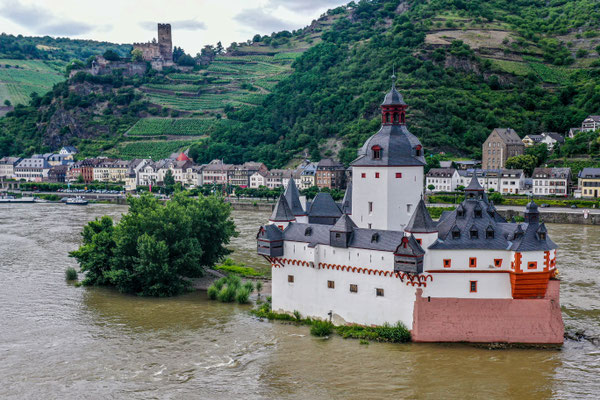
257;80;564;344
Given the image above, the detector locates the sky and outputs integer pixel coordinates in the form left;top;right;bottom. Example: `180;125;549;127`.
0;0;348;54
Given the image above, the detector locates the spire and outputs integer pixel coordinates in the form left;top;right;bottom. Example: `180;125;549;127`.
405;198;438;233
341;181;352;214
284;178;306;216
465;170;484;192
524;197;540;224
270;194;296;222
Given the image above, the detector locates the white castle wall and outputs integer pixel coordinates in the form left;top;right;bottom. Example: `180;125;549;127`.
352;166;423;231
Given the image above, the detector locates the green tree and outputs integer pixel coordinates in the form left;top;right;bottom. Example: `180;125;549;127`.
427;184;435;191
525;143;548;165
103;49;121;61
77;174;84;183
164;170;175;194
505;154;538;176
131;49;143;62
70;193;237;296
3;99;10;106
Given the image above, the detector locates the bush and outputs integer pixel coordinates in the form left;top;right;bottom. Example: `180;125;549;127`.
373;322;411;343
256;281;263;294
310;320;334;337
214;277;226;290
65;267;78;281
236;287;251;304
243;281;254;292
207;284;219;300
218;284;237;302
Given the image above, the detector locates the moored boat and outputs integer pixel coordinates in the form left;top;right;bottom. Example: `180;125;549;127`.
65;196;88;205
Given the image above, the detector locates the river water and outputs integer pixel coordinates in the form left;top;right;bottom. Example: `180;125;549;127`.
0;204;599;399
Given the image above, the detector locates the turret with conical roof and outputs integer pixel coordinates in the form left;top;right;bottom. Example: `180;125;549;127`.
270;194;296;228
330;214;357;248
405;199;437;234
284;178;306;217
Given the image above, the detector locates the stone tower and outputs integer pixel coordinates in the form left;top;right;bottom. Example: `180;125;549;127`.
157;23;173;61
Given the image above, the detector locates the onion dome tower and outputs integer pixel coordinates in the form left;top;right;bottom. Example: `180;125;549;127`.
350;73;426;231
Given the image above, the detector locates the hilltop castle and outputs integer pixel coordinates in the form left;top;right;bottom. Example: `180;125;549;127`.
257;78;564;344
133;23;174;70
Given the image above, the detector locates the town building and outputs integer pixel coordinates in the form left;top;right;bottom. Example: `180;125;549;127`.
581;115;600;132
540;132;565;150
578;168;600;198
0;157;21;178
454;160;481;170
14;156;51;182
202;160;233;185
265;169;285;189
425;168;459;192
250;170;268;188
316;158;345;189
93;159;130;183
482;128;524;169
532;167;571;196
257;80;562;344
229;162;267;187
456;169;501;192
499;169;525;194
522;134;544;147
282;169;302;189
46;165;69;183
300;163;317;189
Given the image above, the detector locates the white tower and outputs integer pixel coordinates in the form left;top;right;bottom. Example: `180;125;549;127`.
351;77;425;231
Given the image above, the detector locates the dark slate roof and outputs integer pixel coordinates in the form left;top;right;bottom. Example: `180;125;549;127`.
395;235;426;256
405;199;437;233
270;194;296;222
578;168;600;179
283;222;405;252
381;83;406;106
491;128;521;144
284;178;306;216
308;193;342;218
317;158;344;168
507;222;557;251
465;173;484;191
331;214;357;232
257;224;283;241
341;182;352;214
351;124;425;167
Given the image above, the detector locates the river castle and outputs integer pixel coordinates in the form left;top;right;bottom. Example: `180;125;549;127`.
257;80;564;344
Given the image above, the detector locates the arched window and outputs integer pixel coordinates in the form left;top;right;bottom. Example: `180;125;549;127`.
393;113;399;123
371;145;382;160
385;113;390;123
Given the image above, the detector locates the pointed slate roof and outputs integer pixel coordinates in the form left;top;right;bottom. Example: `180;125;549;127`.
308;193;342;218
341;182;352;214
270;194;296;222
381;82;406;106
405;199;437;233
331;214;357;233
465;173;484;192
257;224;284;241
284;178;306;216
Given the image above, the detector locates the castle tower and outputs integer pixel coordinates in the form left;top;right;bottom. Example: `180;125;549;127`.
158;23;173;61
350;75;425;231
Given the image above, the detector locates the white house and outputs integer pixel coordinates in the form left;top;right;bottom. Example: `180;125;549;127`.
532;167;571;196
456;169;501;192
257;82;562;344
499;169;524;194
581;115;600;132
425;168;459;192
250;170;267;188
14;156;51;182
0;157;21;179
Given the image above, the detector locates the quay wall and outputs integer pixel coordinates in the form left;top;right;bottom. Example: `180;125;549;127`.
499;209;600;225
411;280;564;344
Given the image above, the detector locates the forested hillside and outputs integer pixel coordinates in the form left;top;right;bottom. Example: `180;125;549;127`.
1;0;600;166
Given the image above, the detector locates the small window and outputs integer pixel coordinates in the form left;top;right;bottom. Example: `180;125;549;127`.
452;228;461;239
407;204;412;213
486;227;494;239
371;233;379;243
304;227;312;236
278;225;284;230
470;228;478;239
469;257;477;268
443;259;451;268
396;172;402;178
527;261;537;270
393;113;399;123
375;172;380;178
470;281;477;293
335;232;341;238
288;275;294;283
327;280;335;289
416;238;422;245
361;173;366;178
368;202;373;213
494;259;502;267
349;284;358;293
538;232;546;240
372;145;382;160
376;288;384;297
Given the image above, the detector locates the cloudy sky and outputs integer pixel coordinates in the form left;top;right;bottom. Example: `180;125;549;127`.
0;0;347;54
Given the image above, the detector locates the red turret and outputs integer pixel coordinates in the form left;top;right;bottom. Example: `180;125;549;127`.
381;74;407;126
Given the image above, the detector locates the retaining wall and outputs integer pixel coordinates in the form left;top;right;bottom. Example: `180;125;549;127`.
412;280;563;344
500;209;600;225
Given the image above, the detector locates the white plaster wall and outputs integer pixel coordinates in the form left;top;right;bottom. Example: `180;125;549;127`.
422;272;511;299
427;249;511;272
352;166;423;231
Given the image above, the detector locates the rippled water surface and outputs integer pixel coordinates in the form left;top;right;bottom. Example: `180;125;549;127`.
0;204;599;399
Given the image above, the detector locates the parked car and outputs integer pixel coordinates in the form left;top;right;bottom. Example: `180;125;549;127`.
541;204;550;208
570;204;578;209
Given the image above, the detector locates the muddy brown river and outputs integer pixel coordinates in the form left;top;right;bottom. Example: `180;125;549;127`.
1;204;599;399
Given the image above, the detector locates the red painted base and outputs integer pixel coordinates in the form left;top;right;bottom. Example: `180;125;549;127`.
412;280;564;344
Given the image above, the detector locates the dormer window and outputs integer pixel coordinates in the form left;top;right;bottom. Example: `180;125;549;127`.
457;206;465;218
371;233;379;243
415;145;422;157
304;227;312;236
470;226;478;239
451;226;460;239
486;226;494;239
474;206;482;218
538;232;546;240
371;145;382;160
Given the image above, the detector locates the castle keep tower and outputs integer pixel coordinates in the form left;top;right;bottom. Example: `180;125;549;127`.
158;23;173;61
351;77;426;231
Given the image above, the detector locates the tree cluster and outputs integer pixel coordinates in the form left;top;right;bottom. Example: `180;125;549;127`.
70;193;237;296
